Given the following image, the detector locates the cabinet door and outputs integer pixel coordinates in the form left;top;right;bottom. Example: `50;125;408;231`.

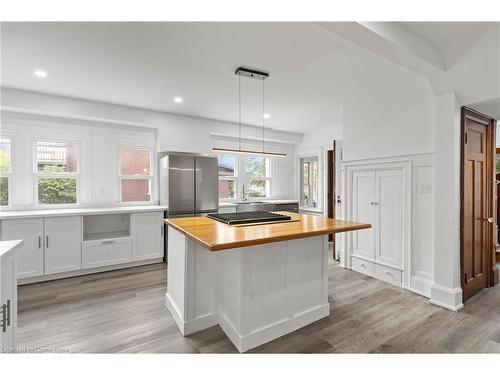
0;251;17;350
44;216;82;275
351;171;375;259
1;219;43;278
375;169;403;268
131;212;163;261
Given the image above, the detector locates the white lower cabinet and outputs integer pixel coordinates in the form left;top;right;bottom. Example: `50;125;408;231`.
82;237;132;269
0;243;19;351
44;216;82;275
131;212;164;261
349;164;405;287
1;219;44;278
0;208;165;283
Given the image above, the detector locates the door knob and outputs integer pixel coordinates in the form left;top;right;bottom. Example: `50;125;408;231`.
483;217;494;223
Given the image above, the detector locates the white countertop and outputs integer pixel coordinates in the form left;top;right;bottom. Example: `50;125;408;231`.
0;205;167;220
0;239;24;258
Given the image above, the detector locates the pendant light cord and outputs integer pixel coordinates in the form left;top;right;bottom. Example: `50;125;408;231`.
238;73;242;152
262;79;265;153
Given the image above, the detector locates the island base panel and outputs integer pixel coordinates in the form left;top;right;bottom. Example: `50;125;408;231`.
165;227;330;352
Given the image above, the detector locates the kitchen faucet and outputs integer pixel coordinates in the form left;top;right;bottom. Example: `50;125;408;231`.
242;184;248;201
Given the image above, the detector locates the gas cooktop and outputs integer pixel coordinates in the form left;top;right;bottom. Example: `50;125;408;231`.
207;211;292;225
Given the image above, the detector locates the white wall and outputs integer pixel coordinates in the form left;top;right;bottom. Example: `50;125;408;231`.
342;77;435;162
338;77;437;298
1;88;301;208
1;111;157;209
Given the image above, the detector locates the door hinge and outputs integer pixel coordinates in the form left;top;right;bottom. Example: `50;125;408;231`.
464;273;468;285
465;132;468;144
0;300;10;333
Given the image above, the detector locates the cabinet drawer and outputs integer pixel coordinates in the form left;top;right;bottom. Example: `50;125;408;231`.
350;256;374;276
374;264;402;286
82;237;132;269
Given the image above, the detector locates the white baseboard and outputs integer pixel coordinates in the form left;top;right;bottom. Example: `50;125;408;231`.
430;284;464;311
165;293;218;336
18;258;164;285
218;304;330;353
408;275;433;298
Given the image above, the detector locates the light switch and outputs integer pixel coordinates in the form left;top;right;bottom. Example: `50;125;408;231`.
418;184;433;194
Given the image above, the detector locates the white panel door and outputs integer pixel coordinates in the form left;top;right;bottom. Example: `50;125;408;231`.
351;171;375;259
375;169;403;268
131;212;163;261
44;216;82;275
1;219;43;278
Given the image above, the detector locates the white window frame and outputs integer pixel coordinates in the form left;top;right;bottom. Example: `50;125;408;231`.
242;156;272;199
218;154;239;202
33;139;81;207
118;146;153;204
299;156;319;208
0;136;13;208
217;154;274;201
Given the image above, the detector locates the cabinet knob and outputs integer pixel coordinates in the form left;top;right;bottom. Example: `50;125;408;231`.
360;263;366;267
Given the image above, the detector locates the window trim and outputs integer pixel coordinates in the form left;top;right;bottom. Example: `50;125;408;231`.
0;136;13;207
218;154;239;202
298;153;320;210
33;139;81;207
217;154;273;201
118;145;154;204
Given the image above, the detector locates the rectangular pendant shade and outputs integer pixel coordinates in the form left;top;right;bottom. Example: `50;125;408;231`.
212;147;287;158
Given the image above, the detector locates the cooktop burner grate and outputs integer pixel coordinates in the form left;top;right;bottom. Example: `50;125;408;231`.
207;211;292;225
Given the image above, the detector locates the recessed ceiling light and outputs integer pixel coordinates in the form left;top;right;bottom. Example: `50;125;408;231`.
34;70;47;78
263;113;271;119
174;97;183;103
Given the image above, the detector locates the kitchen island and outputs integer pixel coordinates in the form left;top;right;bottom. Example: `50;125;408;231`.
164;212;370;352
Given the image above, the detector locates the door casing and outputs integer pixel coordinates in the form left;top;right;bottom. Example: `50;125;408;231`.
460;106;498;301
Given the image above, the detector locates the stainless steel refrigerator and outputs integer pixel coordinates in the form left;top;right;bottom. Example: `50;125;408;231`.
159;153;219;258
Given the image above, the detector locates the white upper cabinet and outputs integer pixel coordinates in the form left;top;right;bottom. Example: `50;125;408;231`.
44;216;82;275
352;171;375;259
1;219;44;278
375;169;403;268
131;212;164;261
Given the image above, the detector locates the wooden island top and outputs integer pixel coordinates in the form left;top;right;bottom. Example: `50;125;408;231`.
165;212;371;251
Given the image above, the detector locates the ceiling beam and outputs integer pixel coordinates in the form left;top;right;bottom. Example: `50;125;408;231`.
318;22;445;79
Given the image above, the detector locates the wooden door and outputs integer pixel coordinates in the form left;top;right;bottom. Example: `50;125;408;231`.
1;219;44;278
327;144;335;245
461;107;495;300
44;216;82;275
375;169;403;269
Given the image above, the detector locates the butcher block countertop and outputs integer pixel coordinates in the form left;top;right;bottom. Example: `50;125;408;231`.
165;212;371;251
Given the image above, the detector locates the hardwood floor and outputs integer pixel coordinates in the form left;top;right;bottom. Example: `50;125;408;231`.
17;259;500;353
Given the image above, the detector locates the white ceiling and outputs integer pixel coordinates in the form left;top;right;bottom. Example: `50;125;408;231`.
0;22;415;134
402;22;491;47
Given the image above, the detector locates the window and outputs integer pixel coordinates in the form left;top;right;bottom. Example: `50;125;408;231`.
300;156;318;208
218;154;237;199
35;141;79;205
0;138;12;206
217;154;272;200
119;147;152;202
244;156;271;198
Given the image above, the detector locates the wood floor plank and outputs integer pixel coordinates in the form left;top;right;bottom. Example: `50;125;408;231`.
15;260;500;353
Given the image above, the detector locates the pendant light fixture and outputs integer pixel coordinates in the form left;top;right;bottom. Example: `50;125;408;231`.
213;67;286;158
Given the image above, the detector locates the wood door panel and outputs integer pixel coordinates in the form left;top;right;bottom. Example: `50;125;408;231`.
461;108;493;300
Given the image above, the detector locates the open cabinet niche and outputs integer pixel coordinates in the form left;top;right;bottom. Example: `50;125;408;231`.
83;213;131;242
